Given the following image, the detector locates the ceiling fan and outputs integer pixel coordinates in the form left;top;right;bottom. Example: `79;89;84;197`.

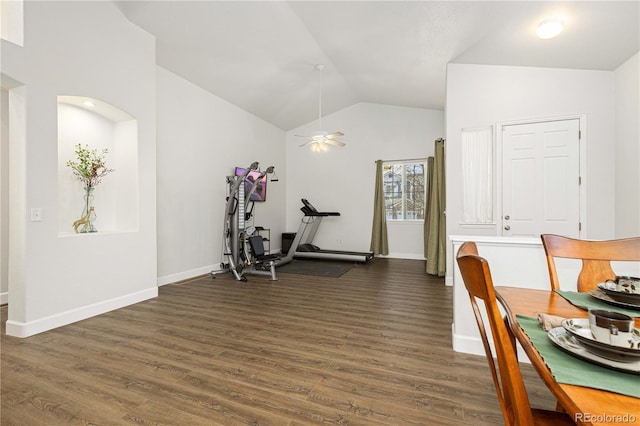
296;64;346;152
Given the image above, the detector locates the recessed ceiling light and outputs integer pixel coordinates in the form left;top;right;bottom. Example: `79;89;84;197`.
83;100;95;108
537;19;563;39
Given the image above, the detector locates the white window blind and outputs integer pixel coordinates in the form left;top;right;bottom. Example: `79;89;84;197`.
461;127;493;224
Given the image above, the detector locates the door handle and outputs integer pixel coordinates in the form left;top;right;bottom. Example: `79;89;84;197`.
504;225;511;231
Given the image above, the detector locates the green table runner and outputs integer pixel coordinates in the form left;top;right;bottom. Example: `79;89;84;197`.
516;315;639;398
556;290;640;318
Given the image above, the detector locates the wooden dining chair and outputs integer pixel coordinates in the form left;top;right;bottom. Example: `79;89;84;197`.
456;242;574;426
541;234;640;292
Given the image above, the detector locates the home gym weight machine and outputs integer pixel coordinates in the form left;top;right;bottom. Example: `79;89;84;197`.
214;165;373;282
215;162;282;281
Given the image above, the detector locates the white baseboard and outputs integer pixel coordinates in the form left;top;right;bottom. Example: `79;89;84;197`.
5;287;158;338
378;253;426;261
157;265;216;286
0;291;7;305
451;323;529;362
452;324;486;357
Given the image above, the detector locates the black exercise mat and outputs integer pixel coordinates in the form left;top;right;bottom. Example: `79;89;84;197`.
277;259;354;278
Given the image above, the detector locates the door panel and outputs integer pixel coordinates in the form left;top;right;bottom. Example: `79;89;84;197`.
502;119;580;238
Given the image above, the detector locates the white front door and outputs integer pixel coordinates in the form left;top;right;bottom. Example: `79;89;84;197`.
502;119;581;238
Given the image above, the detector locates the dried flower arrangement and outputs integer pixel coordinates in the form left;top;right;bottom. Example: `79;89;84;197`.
66;144;114;189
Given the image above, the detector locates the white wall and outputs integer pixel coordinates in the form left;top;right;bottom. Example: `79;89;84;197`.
1;1;157;337
445;63;616;283
0;0;23;46
614;52;640;238
156;67;286;285
1;88;8;304
286;103;444;258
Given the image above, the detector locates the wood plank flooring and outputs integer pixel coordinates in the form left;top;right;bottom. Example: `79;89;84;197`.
1;258;557;425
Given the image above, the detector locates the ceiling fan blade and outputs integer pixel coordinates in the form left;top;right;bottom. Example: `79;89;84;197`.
299;140;315;147
294;134;311;138
326;139;346;147
325;132;344;139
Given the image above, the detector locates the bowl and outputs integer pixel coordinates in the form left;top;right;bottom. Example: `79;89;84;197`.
562;318;640;363
597;281;640;305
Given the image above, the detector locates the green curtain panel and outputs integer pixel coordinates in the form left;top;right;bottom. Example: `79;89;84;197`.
423;156;434;257
370;160;389;255
425;139;446;276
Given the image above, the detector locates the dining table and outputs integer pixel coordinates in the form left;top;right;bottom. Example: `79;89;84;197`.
495;286;640;426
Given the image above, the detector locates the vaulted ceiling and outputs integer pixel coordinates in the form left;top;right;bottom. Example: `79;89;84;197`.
116;1;639;131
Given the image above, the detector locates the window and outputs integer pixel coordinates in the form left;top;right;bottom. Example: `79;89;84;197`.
383;161;426;220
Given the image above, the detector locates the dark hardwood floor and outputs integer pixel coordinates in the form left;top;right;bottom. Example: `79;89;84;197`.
1;258;556;425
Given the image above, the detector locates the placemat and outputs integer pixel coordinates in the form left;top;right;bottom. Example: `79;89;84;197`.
556;290;640;318
516;315;640;398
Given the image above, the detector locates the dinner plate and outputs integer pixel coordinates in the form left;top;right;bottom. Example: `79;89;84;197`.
561;318;640;362
597;282;640;304
589;289;640;311
548;327;640;374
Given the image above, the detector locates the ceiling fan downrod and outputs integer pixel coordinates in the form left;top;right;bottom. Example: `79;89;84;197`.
296;63;346;150
315;64;324;132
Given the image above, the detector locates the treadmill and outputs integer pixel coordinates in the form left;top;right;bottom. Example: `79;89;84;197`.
291;199;373;263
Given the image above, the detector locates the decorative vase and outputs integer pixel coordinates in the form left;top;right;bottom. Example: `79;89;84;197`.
79;186;97;233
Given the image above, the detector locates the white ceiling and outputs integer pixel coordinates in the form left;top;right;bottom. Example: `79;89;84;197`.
115;1;639;131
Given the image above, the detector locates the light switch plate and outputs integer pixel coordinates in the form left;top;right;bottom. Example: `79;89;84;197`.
31;208;43;222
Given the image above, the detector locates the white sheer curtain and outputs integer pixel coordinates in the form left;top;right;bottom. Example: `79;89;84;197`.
461;127;493;224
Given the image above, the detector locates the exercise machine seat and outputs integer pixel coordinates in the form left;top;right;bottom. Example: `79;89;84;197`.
248;236;280;262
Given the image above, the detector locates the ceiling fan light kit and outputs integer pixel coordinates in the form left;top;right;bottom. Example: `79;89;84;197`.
311;142;329;152
297;64;347;152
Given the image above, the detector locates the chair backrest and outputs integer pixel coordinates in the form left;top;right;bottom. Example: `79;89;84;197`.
456;241;534;426
248;235;266;258
541;234;640;292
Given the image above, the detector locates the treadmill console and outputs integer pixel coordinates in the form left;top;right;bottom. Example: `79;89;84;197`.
300;199;340;216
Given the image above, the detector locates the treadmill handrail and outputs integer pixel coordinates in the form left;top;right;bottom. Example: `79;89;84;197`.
300;207;340;217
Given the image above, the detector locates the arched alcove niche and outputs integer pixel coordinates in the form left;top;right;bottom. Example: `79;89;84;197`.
57;96;139;235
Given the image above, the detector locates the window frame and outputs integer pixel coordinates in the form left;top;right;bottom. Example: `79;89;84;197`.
382;159;427;222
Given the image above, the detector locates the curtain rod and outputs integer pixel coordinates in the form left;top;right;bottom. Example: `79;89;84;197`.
376;157;427;164
375;139;445;163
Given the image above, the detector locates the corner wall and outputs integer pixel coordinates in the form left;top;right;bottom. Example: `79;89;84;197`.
286;103;444;259
1;1;157;337
614;52;640;238
445;63;616;283
0;88;8;304
156;67;286;285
